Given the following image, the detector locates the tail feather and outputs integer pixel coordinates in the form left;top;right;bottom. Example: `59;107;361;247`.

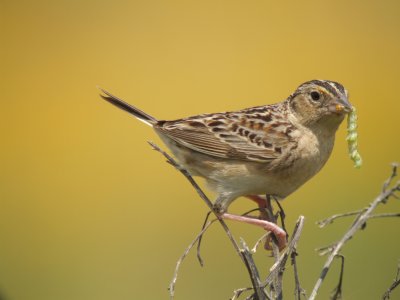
99;87;157;126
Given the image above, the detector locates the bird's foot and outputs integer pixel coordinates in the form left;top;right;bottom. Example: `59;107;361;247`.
221;213;287;251
245;194;288;251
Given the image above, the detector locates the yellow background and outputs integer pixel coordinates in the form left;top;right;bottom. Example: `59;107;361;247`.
2;1;400;299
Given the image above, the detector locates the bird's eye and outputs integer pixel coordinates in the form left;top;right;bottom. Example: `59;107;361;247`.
310;91;321;101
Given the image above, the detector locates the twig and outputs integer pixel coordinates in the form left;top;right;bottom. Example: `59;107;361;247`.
231;287;254;300
240;239;268;300
315;244;336;256
149;142;269;299
291;250;306;300
382;261;400;300
262;216;305;288
309;164;400;300
149;142;243;256
317;211;400;228
242;208;264;217
330;255;345;300
264;196;283;299
270;245;282;299
251;232;271;253
169;219;216;298
196;211;212;266
316;210;363;228
273;197;288;238
232;216;305;300
383;163;398;193
369;213;400;219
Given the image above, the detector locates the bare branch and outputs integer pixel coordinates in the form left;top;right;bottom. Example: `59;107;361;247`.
316;210;363;228
169;219;216;299
196;211;212;266
291;250;306;299
234;216;304;300
369;213;400;219
315;244;336;256
265;197;283;299
330;255;345;300
149;142;243;257
382;262;400;300
383;163;398;193
262;216;305;288
309;164;400;300
240;239;268;300
231;287;254;300
251;232;271;253
317;211;400;228
150;142;271;299
273;197;288;237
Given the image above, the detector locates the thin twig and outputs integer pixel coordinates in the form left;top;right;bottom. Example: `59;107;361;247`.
383;163;398;193
251;232;271;253
231;287;254;300
330;255;345;300
291;250;306;300
150;142;271;299
242;208;264;217
317;211;400;228
315;244;336;256
369;213;400;219
169;219;216;298
264;196;283;299
270;246;282;299
149;142;243;257
240;239;268;300
273;197;288;238
382;261;400;300
236;216;305;300
316;210;363;228
262;216;305;288
309;164;400;300
196;211;212;266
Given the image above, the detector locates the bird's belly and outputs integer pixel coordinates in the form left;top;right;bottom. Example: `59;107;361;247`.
205;139;333;199
159;131;334;200
205;162;319;199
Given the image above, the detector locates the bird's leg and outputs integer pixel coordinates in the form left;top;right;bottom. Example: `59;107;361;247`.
245;195;287;250
220;213;287;251
246;195;271;220
213;194;287;250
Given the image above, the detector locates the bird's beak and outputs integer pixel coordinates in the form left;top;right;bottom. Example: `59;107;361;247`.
329;96;352;114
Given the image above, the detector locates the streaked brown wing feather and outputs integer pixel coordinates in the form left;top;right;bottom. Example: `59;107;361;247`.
157;128;233;157
155;112;296;162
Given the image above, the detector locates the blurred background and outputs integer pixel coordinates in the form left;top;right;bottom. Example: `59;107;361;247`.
1;0;400;299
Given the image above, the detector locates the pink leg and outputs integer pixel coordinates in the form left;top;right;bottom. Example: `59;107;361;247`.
246;195;270;220
245;195;287;251
246;194;268;207
221;213;287;251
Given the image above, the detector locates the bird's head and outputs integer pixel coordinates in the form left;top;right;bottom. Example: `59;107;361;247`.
288;80;352;129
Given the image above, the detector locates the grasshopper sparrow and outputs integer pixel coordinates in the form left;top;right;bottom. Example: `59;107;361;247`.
100;80;352;250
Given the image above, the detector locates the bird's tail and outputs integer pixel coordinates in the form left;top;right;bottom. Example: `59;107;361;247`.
99;87;157;126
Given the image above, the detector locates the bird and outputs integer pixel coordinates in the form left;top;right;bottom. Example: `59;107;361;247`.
100;80;352;250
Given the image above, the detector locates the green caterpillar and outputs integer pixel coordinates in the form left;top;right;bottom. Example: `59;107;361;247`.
346;107;362;168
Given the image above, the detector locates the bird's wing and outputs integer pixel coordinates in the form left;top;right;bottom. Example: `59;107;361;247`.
155;110;297;163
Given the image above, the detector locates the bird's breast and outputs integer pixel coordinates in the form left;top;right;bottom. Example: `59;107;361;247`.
271;128;335;197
